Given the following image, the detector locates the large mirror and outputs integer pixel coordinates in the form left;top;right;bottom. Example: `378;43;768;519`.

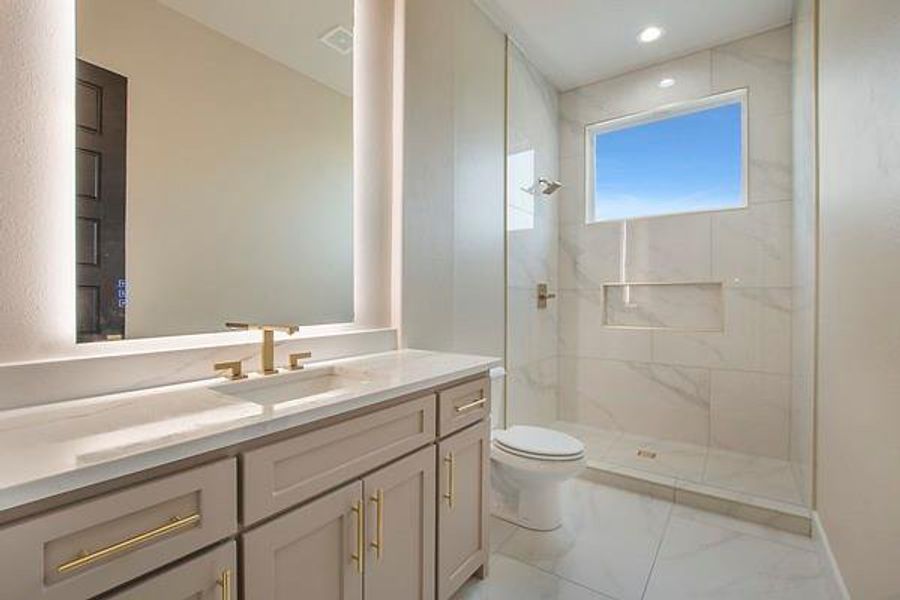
75;0;354;342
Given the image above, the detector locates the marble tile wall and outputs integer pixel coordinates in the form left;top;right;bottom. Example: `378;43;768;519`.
506;43;560;426
557;27;797;462
603;283;723;331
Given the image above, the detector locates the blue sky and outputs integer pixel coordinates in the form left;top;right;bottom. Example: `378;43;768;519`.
593;101;743;221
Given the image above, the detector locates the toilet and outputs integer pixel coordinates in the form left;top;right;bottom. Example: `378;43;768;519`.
490;425;586;531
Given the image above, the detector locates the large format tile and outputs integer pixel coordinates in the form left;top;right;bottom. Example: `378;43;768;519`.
552;420;622;461
712;201;793;287
652;287;792;374
603;283;723;331
710;370;791;459
558;156;586;227
453;554;614;600
625;213;713;282
557;290;652;362
508;286;559;366
507;357;559;426
703;447;803;506
558;222;621;291
604;432;708;481
562;358;711;446
711;26;793;118
499;479;672;600
747;112;793;204
644;505;835;600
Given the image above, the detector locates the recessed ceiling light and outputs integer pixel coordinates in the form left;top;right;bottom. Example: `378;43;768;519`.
658;77;676;88
637;26;664;44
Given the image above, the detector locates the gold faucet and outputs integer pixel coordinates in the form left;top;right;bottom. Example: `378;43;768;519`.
226;322;299;375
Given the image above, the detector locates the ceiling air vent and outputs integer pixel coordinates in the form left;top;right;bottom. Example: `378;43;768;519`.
320;25;353;55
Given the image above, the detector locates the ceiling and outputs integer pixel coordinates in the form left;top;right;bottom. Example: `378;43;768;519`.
475;0;794;91
157;0;353;96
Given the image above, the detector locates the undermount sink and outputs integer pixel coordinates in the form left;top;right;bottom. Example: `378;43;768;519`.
211;366;369;407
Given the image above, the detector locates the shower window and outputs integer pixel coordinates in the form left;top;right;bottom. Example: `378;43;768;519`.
585;89;747;222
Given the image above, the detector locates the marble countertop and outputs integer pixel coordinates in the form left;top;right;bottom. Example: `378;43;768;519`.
0;349;501;513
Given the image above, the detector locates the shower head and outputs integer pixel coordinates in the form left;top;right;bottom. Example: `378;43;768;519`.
538;177;563;195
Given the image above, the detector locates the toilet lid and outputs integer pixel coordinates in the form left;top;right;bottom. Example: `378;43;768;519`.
494;426;585;459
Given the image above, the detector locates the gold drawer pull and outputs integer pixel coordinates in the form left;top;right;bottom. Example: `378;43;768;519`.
443;453;455;509
455;396;487;413
369;489;384;560
351;500;365;574
57;513;201;574
218;568;233;600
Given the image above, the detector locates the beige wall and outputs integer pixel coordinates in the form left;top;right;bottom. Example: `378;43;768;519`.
77;0;353;337
817;0;900;597
400;0;505;358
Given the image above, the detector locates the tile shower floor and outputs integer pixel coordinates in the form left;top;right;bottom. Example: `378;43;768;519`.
551;421;806;508
454;479;838;600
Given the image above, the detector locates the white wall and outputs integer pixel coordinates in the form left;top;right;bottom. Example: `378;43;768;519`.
557;28;797;477
817;0;900;596
0;0;76;361
78;0;353;337
0;0;397;407
400;0;505;360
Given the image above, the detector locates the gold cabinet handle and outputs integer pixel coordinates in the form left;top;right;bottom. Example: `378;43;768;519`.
443;453;455;509
288;351;312;371
369;489;384;560
455;396;487;413
214;360;246;381
218;568;232;600
351;500;365;574
57;513;201;574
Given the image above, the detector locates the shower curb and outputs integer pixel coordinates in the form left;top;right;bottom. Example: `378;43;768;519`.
579;459;812;536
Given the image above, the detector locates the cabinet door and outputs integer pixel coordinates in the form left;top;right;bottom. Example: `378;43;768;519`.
437;421;489;600
364;446;436;600
242;481;364;600
105;541;236;600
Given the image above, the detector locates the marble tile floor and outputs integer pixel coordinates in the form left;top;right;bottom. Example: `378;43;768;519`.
551;421;806;508
453;479;839;600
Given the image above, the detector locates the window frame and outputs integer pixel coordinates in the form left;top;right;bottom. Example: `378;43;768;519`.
584;88;749;224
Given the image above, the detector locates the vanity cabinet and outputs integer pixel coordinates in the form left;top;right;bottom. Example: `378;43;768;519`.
104;541;236;600
241;445;437;600
363;445;436;600
242;480;364;600
0;373;490;600
436;420;490;600
0;458;236;600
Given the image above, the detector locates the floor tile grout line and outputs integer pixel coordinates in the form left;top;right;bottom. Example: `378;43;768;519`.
639;499;676;600
493;544;622;600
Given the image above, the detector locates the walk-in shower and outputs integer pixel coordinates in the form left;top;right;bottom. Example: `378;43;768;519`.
504;15;816;519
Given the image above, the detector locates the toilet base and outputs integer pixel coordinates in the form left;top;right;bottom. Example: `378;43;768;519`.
491;467;565;531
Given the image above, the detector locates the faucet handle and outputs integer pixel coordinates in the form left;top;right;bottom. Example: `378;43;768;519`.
288;351;312;371
214;360;247;381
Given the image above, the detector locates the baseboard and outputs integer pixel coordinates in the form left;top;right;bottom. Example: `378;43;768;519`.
812;511;852;599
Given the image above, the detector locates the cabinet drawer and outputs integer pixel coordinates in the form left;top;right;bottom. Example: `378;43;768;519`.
0;458;236;600
437;377;490;437
105;541;236;600
242;394;436;524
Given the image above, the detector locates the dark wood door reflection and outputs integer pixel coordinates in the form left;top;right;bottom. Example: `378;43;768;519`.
76;59;126;342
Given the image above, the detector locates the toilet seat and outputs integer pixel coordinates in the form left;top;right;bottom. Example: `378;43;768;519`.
493;426;585;462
